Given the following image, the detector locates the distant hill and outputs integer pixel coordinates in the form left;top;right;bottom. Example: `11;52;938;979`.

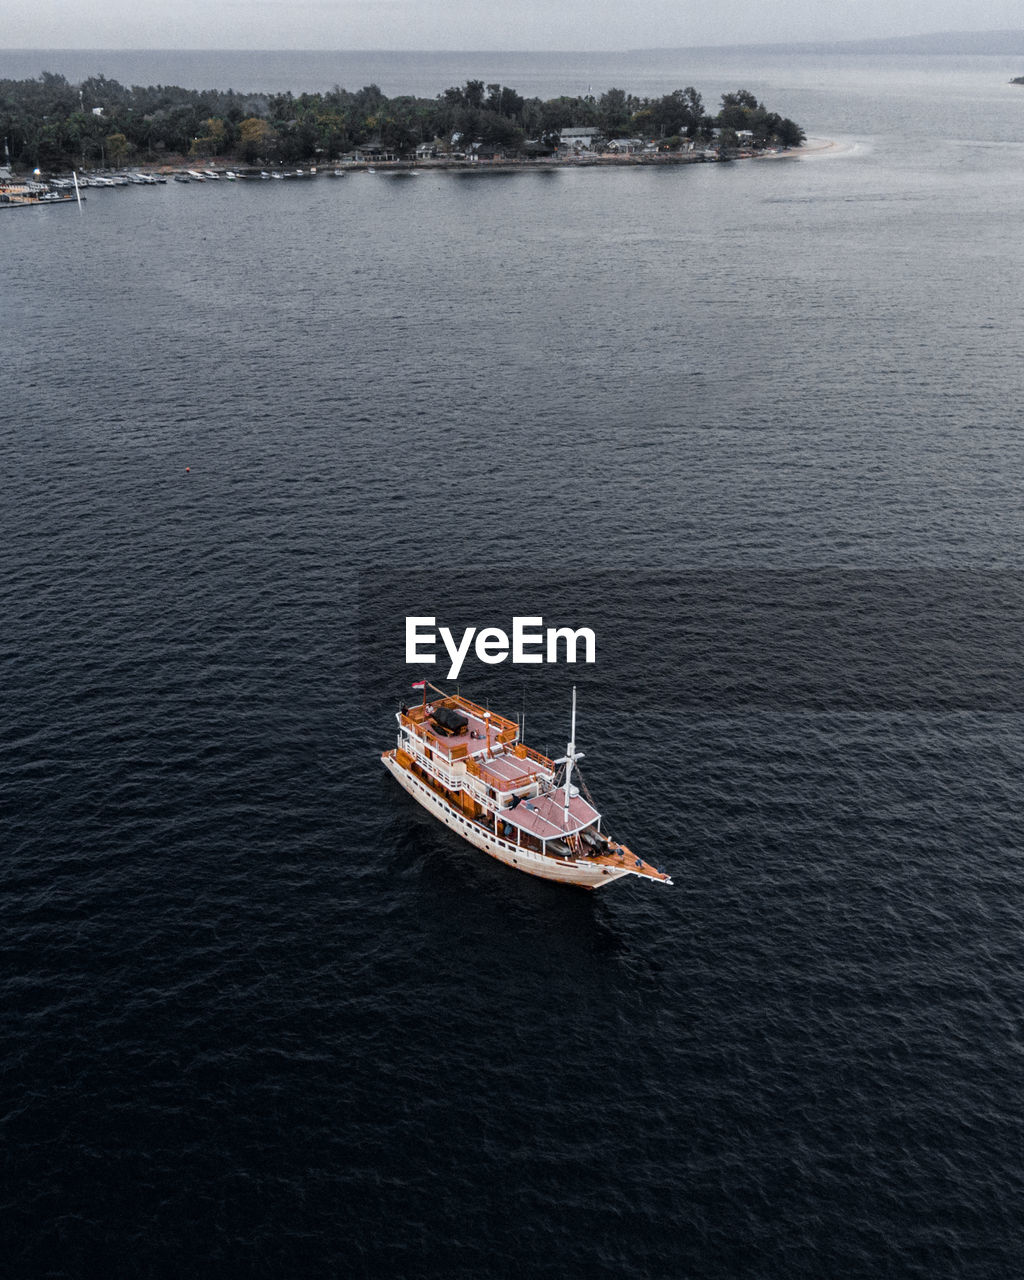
638;30;1024;57
817;29;1024;55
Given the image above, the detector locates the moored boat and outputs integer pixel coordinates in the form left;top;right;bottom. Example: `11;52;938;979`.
382;685;671;890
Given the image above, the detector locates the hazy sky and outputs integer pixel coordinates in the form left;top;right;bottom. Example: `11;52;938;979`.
4;0;1023;51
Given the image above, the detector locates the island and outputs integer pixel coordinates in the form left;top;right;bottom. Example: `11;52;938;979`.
0;72;805;174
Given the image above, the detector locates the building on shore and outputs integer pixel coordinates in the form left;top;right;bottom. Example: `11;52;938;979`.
559;127;601;152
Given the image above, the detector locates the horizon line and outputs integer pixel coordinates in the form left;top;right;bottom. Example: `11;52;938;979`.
3;29;1024;57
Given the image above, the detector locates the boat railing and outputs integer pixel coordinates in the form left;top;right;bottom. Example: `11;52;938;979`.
443;694;518;735
400;704;516;745
465;754;548;793
514;742;554;769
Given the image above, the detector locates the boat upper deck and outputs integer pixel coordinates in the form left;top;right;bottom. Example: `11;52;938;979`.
474;751;544;792
400;696;554;776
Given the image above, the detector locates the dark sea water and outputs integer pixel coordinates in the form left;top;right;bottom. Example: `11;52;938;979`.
4;48;1024;1279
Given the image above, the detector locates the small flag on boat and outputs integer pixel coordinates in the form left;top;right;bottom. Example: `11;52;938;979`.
411;680;426;690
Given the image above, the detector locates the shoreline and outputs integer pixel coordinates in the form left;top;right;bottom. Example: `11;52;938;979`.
132;144;817;178
15;139;836;187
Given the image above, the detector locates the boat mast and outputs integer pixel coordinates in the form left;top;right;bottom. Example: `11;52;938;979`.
563;686;578;828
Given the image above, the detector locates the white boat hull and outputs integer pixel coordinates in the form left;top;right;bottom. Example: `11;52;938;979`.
383;751;632;889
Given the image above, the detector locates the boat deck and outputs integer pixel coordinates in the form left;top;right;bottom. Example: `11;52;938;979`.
476;752;543;790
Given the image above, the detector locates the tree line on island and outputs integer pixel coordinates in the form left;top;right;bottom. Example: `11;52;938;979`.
1;71;805;170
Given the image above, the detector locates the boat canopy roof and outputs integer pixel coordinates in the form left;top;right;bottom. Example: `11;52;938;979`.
499;787;599;842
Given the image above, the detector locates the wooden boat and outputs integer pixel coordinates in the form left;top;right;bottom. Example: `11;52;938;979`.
383;685;671;890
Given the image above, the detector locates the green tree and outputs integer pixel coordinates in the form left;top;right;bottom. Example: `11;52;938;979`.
648;86;708;139
717;125;739;156
105;131;130;165
189;116;226;157
352;84;386;116
597;87;631;135
775;117;805;147
238;116;275;163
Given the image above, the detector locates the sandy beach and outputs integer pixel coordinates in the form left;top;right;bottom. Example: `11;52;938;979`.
755;134;836;158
